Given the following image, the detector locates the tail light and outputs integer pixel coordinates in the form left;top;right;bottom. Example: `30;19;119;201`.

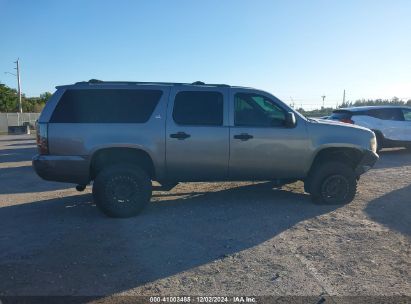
339;118;354;124
36;123;49;155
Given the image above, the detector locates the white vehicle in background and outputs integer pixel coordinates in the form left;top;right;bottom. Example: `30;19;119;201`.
329;106;411;151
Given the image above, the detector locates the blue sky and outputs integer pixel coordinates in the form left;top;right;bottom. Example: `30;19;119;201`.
1;0;410;109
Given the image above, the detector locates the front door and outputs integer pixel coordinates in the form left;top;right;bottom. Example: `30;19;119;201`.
229;90;309;180
165;87;229;181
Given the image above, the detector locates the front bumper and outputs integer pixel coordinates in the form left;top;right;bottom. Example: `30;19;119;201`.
32;154;90;184
355;150;379;176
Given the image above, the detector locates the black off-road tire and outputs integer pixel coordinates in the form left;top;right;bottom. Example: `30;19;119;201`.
92;164;152;218
308;161;357;205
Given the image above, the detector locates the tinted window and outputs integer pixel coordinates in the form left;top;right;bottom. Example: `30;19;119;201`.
402;108;411;121
172;91;223;126
50;89;162;123
235;93;286;127
367;108;404;121
330;111;352;120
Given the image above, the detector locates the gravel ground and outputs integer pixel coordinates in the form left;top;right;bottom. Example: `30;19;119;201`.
0;134;410;299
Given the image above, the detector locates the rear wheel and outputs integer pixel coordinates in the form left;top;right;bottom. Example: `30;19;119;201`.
374;131;384;152
93;164;152;218
307;161;357;205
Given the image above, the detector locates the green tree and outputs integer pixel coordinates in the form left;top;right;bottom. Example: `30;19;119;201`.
0;83;52;112
23;92;51;112
299;97;410;117
0;83;18;112
40;92;52;102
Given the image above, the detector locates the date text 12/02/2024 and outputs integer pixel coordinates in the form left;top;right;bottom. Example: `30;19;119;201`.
149;296;256;303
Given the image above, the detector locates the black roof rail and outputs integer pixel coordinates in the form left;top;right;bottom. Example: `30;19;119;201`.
209;83;230;87
72;80;230;87
88;79;104;83
190;81;229;87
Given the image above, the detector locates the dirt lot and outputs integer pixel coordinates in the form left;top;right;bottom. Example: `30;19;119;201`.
0;134;410;298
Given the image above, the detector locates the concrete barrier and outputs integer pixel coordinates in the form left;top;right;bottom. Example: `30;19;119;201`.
0;113;39;133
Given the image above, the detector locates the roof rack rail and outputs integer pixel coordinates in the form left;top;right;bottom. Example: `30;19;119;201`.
88;79;104;83
190;81;229;87
82;80;182;85
71;80;230;87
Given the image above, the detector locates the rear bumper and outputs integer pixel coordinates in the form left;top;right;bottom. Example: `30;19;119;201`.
355;150;379;176
32;154;90;184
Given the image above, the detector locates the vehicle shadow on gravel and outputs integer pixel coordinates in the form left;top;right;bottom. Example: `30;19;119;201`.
0;137;34;142
0;165;72;194
0;182;338;295
5;142;37;147
365;184;411;237
376;148;411;169
0;147;37;163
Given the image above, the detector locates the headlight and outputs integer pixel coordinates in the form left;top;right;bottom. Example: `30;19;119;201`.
370;136;377;153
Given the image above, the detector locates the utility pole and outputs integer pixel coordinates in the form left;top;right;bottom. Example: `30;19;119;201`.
15;59;22;113
4;59;23;113
321;95;326;108
289;96;295;108
342;89;346;107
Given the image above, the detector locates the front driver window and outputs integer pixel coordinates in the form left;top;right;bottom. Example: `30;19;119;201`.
235;93;286;127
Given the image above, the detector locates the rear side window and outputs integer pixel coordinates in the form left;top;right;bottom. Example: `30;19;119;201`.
367;108;404;121
330;111;352;120
50;89;163;123
172;91;223;126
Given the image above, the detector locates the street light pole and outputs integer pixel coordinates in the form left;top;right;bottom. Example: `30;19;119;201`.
15;59;22;113
321;95;326;108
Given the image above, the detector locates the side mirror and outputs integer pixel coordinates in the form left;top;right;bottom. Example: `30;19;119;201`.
285;112;296;128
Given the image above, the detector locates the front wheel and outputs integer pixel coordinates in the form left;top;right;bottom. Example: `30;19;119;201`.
93;164;152;218
307;162;357;205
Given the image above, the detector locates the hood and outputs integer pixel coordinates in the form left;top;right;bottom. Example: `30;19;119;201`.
310;118;372;132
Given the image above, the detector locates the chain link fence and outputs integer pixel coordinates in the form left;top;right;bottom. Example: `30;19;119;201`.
0;113;40;134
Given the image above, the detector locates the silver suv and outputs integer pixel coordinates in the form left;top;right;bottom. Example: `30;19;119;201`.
33;80;378;218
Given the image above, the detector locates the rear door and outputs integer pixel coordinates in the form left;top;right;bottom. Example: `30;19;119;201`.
368;108;411;141
399;108;411;141
165;86;229;181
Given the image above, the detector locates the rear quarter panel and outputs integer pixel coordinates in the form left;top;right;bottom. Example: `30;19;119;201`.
47;86;170;180
351;115;383;134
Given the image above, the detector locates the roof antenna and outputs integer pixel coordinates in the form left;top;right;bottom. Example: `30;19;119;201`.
192;81;205;85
